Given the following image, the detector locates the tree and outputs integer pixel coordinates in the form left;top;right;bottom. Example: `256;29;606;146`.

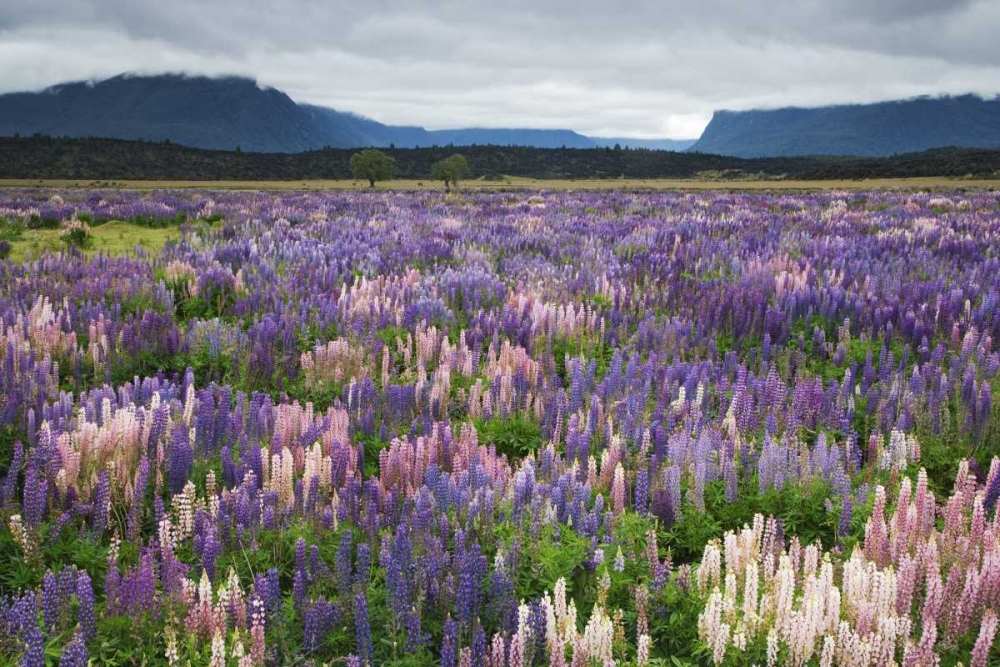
430;154;470;192
350;149;396;188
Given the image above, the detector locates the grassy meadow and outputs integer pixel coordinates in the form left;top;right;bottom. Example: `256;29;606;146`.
5;220;179;262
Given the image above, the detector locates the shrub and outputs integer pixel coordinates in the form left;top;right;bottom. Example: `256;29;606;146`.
59;218;92;249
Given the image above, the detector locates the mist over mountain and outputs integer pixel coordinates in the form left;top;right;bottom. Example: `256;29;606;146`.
4;75;997;157
690;95;1000;157
0;74;692;152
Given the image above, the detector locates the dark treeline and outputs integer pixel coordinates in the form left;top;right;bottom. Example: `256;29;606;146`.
2;136;1000;181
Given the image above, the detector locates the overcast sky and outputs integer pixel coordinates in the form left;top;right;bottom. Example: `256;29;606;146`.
1;0;999;138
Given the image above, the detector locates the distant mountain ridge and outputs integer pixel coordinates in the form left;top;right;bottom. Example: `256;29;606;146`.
690;95;1000;157
0;74;691;152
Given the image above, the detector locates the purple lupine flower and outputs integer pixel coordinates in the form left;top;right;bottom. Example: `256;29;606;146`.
201;529;220;581
529;598;548;661
92;470;111;537
839;495;854;539
303;598;337;654
472;624;487;667
355;542;371;586
406;604;425;651
634;465;650;516
41;571;60;632
21;624;44;667
76;572;95;641
354;591;373;666
169;423;193;495
1;440;24;507
253;569;282;618
336;530;354;594
456;541;486;627
127;457;150;541
440;616;458;667
22;463;46;527
58;632;89;667
385;525;413;625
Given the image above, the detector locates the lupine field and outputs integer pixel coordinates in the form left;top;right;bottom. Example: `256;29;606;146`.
2;187;1000;667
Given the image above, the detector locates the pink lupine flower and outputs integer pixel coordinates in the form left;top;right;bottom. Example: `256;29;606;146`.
971;611;998;667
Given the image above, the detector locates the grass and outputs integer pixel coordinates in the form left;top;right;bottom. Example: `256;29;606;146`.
0;176;997;191
8;220;179;262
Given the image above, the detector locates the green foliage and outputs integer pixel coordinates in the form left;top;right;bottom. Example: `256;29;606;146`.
350;149;396;187
513;523;589;601
664;478;842;563
430;154;470;190
0;217;25;242
475;414;544;458
60;223;93;249
551;334;614;383
0;425;25;478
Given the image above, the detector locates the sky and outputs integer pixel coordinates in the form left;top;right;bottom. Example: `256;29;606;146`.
1;0;999;139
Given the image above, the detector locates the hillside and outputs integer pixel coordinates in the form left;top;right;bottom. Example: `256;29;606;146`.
690;95;1000;157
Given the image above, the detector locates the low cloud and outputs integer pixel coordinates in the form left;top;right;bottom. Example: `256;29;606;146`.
1;0;998;138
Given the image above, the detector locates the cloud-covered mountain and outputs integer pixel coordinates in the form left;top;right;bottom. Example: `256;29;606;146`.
690;95;1000;157
0;74;690;152
0;75;328;153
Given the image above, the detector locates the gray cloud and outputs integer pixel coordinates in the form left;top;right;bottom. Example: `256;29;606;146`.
0;0;998;138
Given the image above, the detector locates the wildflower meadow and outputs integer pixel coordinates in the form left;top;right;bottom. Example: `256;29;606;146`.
1;188;999;666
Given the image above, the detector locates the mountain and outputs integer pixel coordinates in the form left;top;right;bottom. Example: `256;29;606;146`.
0;74;331;153
298;104;434;148
0;73;689;152
690;95;1000;157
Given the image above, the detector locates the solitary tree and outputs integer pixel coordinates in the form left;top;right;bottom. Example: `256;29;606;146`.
430;154;470;192
350;149;396;188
